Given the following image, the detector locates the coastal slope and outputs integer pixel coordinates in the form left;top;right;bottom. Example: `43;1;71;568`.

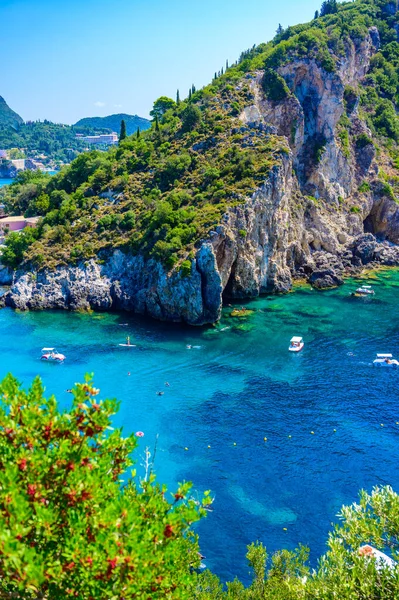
3;0;399;324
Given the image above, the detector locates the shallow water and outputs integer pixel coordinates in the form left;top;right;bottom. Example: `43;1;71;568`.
1;270;399;582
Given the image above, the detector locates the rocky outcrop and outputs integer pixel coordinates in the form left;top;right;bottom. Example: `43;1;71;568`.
5;28;399;324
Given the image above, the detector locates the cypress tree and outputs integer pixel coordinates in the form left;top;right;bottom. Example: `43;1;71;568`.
221;67;224;75
192;84;196;94
119;119;127;143
136;127;140;139
226;59;229;70
276;23;284;36
176;89;180;105
314;9;319;18
214;72;217;80
188;88;192;101
155;115;160;132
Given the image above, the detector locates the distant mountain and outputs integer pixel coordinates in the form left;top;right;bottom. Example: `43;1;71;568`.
74;113;150;136
0;96;23;128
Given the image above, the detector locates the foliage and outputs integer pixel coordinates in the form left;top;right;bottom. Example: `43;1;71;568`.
262;69;291;102
196;486;399;600
119;119;127;142
0;374;208;599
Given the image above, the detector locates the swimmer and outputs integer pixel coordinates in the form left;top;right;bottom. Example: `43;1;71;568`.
165;382;170;387
66;389;72;393
186;345;192;349
128;372;131;376
156;391;164;396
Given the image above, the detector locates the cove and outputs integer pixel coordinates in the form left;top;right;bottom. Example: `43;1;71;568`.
1;269;399;584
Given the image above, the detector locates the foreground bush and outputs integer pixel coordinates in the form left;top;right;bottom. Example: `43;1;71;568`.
196;485;399;599
0;374;208;599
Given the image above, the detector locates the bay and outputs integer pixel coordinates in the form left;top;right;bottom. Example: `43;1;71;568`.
1;269;399;583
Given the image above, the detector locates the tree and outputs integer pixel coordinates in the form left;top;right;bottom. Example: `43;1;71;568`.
136;126;140;139
119;119;127;143
226;59;229;70
155;114;160;132
188;88;192;101
181;104;202;132
149;96;176;121
196;486;399;599
191;84;196;94
176;89;180;105
276;23;284;36
320;0;338;17
0;374;209;599
314;9;319;18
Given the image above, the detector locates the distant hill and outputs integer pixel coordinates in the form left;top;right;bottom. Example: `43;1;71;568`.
74;113;150;136
0;96;23;128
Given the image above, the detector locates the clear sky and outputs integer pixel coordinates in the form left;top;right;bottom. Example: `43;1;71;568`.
1;0;322;124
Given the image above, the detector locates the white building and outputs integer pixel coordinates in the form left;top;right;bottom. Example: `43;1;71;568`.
78;133;118;145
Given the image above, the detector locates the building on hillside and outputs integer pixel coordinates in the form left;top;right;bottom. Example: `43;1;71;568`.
78;132;118;145
0;215;40;234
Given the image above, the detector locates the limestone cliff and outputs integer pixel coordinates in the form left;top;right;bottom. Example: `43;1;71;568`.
5;6;399;323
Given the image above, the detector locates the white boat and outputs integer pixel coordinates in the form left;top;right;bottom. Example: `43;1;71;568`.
289;336;304;352
359;545;396;570
354;285;375;296
41;348;66;363
373;353;399;367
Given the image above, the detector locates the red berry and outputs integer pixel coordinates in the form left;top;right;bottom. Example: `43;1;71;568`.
163;525;174;538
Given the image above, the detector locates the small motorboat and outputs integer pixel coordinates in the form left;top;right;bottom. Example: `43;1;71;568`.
289;336;304;352
41;348;66;363
373;353;399;367
353;285;375;296
359;545;396;570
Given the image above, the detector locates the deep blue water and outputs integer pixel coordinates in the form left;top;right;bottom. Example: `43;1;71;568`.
1;270;399;583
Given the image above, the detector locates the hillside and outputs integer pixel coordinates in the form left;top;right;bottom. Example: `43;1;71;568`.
0;96;23;128
3;0;399;324
74;113;151;135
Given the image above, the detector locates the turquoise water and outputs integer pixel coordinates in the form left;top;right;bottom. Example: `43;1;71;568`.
1;270;399;582
0;179;14;187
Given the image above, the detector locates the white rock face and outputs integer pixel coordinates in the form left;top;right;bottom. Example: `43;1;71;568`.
6;28;399;323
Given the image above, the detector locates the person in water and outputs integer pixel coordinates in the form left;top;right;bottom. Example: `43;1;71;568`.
126;336;131;346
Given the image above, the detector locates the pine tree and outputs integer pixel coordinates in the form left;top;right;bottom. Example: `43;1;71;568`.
214;72;217;80
176;89;180;105
276;23;284;36
119;119;127;143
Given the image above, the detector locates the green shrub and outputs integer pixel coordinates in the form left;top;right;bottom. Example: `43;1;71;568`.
180;259;192;277
262;69;291;102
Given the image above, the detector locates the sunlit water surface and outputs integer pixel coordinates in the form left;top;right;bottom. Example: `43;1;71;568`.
1;270;399;582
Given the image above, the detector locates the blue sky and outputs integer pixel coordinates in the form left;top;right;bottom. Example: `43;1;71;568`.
1;0;321;124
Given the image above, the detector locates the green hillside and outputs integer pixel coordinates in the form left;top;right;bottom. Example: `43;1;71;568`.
2;0;399;274
0;96;23;128
74;113;151;135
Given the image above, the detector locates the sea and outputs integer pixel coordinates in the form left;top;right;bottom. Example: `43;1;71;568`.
0;179;14;188
0;269;399;583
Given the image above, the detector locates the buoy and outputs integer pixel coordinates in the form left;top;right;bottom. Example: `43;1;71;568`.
264;437;267;441
333;429;336;432
288;435;292;438
184;447;189;451
283;527;287;531
396;422;399;425
380;424;384;427
135;431;144;438
207;445;211;448
311;431;315;434
233;442;237;446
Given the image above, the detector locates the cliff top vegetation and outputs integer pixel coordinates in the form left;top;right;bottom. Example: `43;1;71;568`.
2;0;399;273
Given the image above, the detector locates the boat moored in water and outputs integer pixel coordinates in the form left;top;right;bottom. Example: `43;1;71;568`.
352;285;375;297
373;353;399;367
289;336;304;352
359;545;396;570
41;348;66;363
